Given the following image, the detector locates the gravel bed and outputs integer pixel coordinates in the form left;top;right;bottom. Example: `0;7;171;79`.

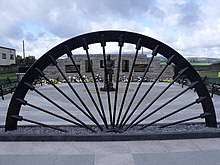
1;123;220;141
1;123;220;135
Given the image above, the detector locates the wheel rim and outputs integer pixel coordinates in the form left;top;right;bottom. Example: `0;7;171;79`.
5;30;217;133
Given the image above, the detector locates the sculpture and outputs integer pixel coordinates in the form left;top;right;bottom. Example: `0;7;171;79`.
100;54;115;91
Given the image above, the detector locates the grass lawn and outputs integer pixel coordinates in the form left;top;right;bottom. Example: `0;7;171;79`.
0;73;17;79
198;71;219;78
160;61;213;66
190;62;212;66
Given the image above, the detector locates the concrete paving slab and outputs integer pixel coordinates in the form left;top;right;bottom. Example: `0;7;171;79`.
160;139;200;152
128;141;167;153
0;142;33;155
0;138;220;165
28;142;64;155
133;150;220;165
58;142;95;155
54;155;95;165
14;155;57;165
191;138;220;150
95;154;135;165
68;142;131;155
0;155;18;165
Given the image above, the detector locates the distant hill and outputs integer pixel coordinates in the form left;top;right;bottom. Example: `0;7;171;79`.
155;55;220;64
210;61;220;67
186;57;220;63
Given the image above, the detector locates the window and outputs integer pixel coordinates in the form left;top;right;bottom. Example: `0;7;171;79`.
85;60;93;72
65;65;80;73
2;53;6;59
10;54;14;60
122;60;129;72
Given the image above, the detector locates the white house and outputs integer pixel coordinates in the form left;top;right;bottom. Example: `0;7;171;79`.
0;46;16;66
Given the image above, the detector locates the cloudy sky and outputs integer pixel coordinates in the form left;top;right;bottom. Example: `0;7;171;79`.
0;0;220;59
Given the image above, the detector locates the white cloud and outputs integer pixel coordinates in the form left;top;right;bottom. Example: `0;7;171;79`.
0;0;219;59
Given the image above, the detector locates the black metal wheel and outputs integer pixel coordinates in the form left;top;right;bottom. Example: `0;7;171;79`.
5;30;217;133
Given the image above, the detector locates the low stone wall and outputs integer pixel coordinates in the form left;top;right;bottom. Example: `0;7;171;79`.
0;65;18;74
43;54;174;81
194;64;220;72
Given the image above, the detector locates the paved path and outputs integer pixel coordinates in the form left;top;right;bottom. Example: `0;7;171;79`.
1;82;220;125
1;138;220;165
1;82;220;164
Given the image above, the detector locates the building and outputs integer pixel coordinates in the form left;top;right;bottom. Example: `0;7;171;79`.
0;46;16;66
44;54;174;81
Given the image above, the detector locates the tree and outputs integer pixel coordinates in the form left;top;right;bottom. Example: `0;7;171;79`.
25;55;36;65
16;55;23;65
16;55;36;65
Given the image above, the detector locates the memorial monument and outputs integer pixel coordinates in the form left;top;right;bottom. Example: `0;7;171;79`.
100;54;115;91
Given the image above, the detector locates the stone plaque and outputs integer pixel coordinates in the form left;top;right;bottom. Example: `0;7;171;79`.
65;65;80;73
134;64;148;72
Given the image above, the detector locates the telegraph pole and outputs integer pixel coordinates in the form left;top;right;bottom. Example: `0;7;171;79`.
22;40;26;64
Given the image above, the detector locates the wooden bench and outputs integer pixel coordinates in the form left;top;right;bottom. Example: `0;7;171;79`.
211;82;220;98
0;77;18;100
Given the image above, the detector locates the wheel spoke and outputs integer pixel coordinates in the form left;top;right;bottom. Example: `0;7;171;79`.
30;69;102;130
124;67;189;131
119;45;159;127
65;45;108;128
160;112;211;128
116;38;142;126
133;81;199;128
121;55;175;128
140;97;206;129
11;115;67;132
100;35;114;126
5;30;217;135
16;98;95;132
113;35;123;127
23;82;96;131
48;55;100;128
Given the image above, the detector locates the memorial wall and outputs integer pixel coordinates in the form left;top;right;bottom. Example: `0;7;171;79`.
44;54;174;81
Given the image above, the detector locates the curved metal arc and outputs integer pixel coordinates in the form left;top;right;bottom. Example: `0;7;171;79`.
5;30;217;132
178;57;217;127
4;31;154;131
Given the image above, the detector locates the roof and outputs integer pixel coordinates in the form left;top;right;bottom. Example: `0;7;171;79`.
0;46;16;51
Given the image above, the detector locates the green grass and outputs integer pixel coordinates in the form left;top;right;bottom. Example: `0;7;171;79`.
160;62;168;65
0;73;17;79
190;62;212;66
198;71;219;78
0;73;17;97
160;62;213;66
